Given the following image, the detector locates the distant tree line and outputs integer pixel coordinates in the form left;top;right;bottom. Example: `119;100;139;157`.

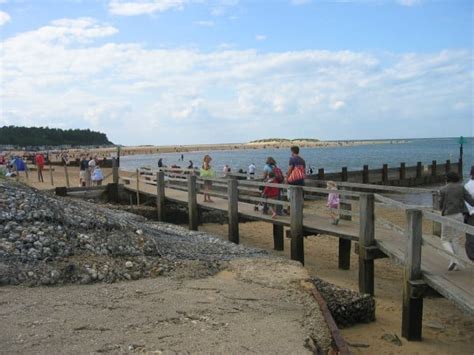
0;126;113;147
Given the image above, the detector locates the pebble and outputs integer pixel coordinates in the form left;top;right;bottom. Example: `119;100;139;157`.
0;181;266;287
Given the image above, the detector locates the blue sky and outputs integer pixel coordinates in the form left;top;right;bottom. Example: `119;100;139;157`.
0;0;472;145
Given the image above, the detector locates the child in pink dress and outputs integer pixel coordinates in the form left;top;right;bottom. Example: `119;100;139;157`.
326;181;340;225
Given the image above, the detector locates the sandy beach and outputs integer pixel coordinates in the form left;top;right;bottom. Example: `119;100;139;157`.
12;170;474;354
3;138;408;163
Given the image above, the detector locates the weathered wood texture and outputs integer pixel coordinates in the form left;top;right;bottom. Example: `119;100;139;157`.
273;224;284;251
402;209;425;341
358;193;375;296
290;186;304;265
187;174;198;231
156;171;165;221
228;178;239;244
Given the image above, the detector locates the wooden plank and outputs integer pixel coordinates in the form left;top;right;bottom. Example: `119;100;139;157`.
228;178;239;244
362;165;369;183
382;164;388;184
338;239;351;270
431;160;437;177
64;164;70;188
359;193;375;295
432;192;441;236
307;179;433;194
121;181;474;316
136;169;140;206
341;167;348;182
402;209;424;341
156;171;165;222
112;158;119;184
187;174;198;231
400;162;406;180
273;224;284;251
423;210;474;234
49;162;54;186
290;186;304;265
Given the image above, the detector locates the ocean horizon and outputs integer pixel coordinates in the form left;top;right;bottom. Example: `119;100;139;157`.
121;137;473;180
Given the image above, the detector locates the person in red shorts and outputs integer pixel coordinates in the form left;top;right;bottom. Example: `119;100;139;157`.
262;171;281;218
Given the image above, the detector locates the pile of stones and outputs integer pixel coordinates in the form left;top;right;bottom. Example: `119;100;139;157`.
0;181;266;286
312;277;376;327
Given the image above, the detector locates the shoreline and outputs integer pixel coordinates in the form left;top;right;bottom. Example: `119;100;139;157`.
2;139;409;161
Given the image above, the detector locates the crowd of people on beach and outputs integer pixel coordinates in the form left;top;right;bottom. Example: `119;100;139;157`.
155;146;474;271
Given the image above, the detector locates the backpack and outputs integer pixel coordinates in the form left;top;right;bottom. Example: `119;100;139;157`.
272;166;284;183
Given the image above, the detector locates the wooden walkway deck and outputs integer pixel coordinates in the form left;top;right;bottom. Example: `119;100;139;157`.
122;179;474;317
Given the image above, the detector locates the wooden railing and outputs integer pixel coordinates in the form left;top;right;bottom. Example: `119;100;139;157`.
115;165;474;341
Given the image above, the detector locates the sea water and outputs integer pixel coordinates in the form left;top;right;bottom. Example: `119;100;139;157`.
121;137;473;179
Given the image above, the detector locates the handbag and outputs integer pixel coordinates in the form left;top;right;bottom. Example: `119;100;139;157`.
287;165;306;183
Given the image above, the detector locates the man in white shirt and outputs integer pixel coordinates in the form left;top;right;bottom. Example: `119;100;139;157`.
248;163;256;179
464;166;474;260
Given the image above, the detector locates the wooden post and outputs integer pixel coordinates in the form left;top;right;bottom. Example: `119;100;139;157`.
416;162;422;179
49;162;54;186
362;165;369;184
382;164;388;184
339;188;352;270
341;167;348;182
64;164;70;188
445;159;451;174
400;162;406;180
187;174;198;231
431;160;437;177
358;193;375;295
458;158;463;177
227;177;239;244
402;209;425;341
290;186;304;265
156;171;165;222
273;224;284;251
112;158;119;184
318;168;325;180
136;168;140;206
432;192;441;236
338;239;351;270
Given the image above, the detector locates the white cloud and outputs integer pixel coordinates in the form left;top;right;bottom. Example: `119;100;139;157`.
0;11;11;26
194;20;214;27
255;34;266;41
108;0;186;16
1;17;472;144
397;0;421;6
330;100;345;110
290;0;311;5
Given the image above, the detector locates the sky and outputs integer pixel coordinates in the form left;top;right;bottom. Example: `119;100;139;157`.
0;0;472;145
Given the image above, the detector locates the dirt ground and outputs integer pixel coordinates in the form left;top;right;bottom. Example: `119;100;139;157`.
199;221;474;354
0;258;332;354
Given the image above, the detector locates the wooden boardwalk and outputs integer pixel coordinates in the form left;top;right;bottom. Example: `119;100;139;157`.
122;178;474;319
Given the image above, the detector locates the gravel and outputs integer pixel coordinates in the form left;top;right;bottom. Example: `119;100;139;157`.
0;180;266;286
312;277;376;327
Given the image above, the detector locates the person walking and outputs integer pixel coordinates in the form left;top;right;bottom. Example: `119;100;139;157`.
464;166;474;261
248;163;256;179
326;181;340;225
79;156;89;187
200;154;215;202
286;146;306;204
439;171;474;271
35;153;45;182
